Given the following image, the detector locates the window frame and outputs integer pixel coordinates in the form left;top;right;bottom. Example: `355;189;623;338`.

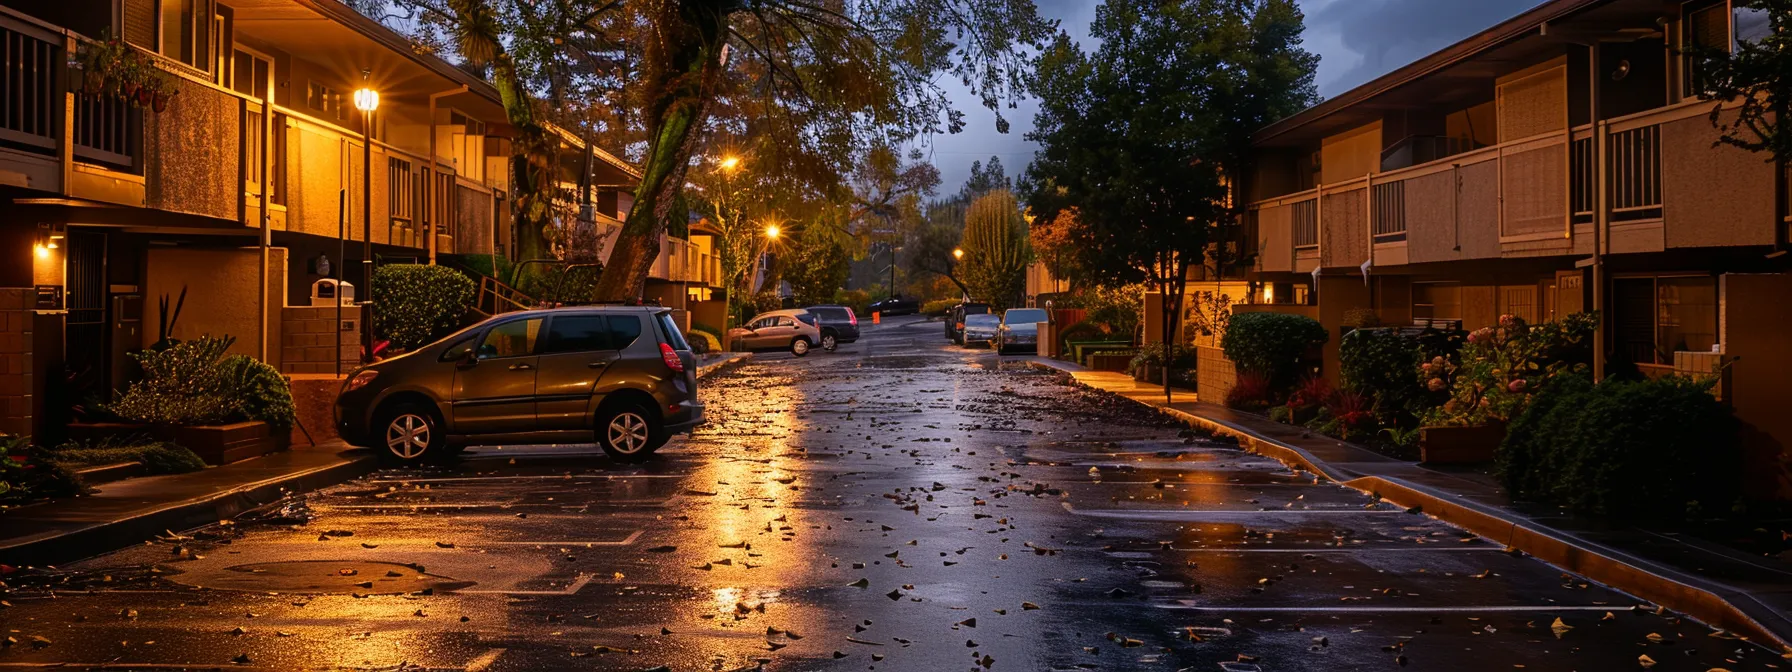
476;317;543;360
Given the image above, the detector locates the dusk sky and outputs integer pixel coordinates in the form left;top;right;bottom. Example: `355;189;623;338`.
920;0;1548;195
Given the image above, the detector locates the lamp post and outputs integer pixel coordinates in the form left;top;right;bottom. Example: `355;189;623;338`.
353;81;379;364
952;247;965;300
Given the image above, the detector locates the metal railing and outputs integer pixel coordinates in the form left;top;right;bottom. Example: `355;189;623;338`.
1608;124;1661;217
1291;199;1318;248
1570;136;1594;220
243;105;264;193
1;23;58;152
1371;181;1405;239
71;92;136;169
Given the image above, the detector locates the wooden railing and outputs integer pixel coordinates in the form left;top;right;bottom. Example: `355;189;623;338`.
71;93;136;169
1291;198;1318;248
1371;180;1405;240
0;19;58;153
1608;123;1662;218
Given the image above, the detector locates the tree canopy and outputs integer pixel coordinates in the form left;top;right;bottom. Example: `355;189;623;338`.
1694;0;1792;162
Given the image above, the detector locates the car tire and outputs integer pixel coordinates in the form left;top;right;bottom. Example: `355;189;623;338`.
791;337;812;357
597;403;665;462
820;333;838;352
378;403;445;466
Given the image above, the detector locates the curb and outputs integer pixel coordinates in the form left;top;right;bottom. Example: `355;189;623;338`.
0;453;378;567
697;352;752;378
1033;361;1792;652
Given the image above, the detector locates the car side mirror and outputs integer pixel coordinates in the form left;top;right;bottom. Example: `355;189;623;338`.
456;350;479;369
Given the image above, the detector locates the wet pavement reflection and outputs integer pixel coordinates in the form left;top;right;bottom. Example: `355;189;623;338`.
0;316;1782;670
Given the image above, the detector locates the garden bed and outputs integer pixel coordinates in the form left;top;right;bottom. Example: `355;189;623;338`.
66;422;288;466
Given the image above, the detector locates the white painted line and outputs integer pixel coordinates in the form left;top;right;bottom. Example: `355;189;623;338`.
1157;605;1631;613
315;500;670;510
1062;502;1404;518
450;572;594;595
464;648;506;672
470;530;643;547
367;474;690;483
1161;546;1498;553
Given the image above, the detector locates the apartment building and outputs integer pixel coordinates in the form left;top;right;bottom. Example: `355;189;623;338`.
1241;0;1791;497
0;0;711;440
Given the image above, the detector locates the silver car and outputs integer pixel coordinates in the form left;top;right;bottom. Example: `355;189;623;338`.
961;313;1001;348
727;309;823;356
996;308;1049;354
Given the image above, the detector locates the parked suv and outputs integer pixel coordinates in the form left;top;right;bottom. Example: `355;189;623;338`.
945;302;991;344
335;307;703;464
802;305;861;351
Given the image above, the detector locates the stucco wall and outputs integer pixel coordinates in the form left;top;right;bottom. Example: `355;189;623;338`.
1499;144;1567;237
1256;204;1293;273
145;77;241;221
1320;189;1368;269
1320;122;1381;185
144;247;286;363
1662;113;1777;249
1719;273;1792;500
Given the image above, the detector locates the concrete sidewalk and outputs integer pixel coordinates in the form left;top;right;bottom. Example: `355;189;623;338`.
1028;357;1792;652
0;352;753;568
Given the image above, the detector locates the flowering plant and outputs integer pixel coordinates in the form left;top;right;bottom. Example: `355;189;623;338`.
1421;312;1598;427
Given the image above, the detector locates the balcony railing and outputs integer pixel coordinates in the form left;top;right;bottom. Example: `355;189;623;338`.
1291;199;1318;249
1608;124;1662;220
1;21;58;153
1371;180;1405;241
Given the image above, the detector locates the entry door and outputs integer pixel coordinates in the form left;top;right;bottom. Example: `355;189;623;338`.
64;230;108;395
452;316;542;432
534;314;622;430
1612;278;1658;365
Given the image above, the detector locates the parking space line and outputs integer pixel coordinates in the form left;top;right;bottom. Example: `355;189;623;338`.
1157;605;1630;613
464;648;506;672
365;474;690;483
450;573;593;595
1164;546;1498;553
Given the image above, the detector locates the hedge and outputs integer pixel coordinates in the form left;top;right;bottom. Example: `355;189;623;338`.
372;264;476;350
1221;312;1328;388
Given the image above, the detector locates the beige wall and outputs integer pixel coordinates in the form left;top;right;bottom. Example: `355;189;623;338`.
1320;188;1368;269
1446;101;1498;147
0;288;33;436
144;247;287;363
144;76;242;222
1256;204;1293;273
1663;111;1778;249
1719;273;1792;500
1495;58;1567;141
1321;122;1382;185
1404;161;1502;264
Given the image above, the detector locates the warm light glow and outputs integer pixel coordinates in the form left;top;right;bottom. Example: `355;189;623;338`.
953;248;964;260
765;224;780;239
719;156;741;171
353;88;380;112
33;244;49;259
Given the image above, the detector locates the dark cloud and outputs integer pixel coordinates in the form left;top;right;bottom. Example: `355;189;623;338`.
1302;0;1546;95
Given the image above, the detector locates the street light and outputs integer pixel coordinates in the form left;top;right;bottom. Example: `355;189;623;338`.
719;155;742;172
953;247;964;260
765;224;780;239
351;76;379;374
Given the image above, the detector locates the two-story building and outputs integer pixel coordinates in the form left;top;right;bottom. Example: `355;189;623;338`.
0;0;710;441
1240;0;1791;497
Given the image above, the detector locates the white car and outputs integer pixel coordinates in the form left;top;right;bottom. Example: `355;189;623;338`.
996;308;1049;354
727;309;823;356
961;313;1001;348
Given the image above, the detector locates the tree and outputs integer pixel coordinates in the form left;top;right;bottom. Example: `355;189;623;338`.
786;232;851;306
960;155;1012;200
1029;206;1084;289
1021;0;1317;401
1694;1;1792;162
906;220;969;297
959;189;1032;308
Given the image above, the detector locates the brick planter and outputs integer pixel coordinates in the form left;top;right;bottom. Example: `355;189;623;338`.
1419;423;1506;465
66;421;290;466
1088;352;1134;373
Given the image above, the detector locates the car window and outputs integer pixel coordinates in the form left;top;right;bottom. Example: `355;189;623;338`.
776;316;795;327
966;314;1001;326
543;315;611;354
439;336;476;362
965;305;991;315
608;314;643;349
655;312;690;350
478;318;542;359
1004;309;1048;325
811;307;847;321
796;313;816;326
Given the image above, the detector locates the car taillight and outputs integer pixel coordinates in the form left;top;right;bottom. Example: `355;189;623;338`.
660;342;686;373
848;309;858;326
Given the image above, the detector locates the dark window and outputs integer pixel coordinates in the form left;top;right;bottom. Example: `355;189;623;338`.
439;336;475;362
544;315;612;354
609;315;643;349
478;318;541;359
655;313;690;351
811;307;849;321
796;313;816;326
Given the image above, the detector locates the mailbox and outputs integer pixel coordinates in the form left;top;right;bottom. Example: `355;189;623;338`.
310;279;355;307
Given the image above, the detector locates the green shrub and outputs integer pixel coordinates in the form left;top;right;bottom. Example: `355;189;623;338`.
110;336;239;426
0;434;84;502
921;299;958;316
49;440;206;474
1500;374;1740;520
753;291;783;315
833;289;873;317
372;264;476;350
1422;313;1596;427
1129;342;1196;374
687;326;722;353
451;253;514;284
216;355;297;429
1056;320;1110;356
1221;312;1328;389
1079;284;1145;341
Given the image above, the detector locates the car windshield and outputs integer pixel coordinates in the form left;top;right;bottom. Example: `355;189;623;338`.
1003;309;1048;325
965;314;1000;327
963;304;991;315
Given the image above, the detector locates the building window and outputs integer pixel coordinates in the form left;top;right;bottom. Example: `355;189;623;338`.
307;81;345;121
1683;2;1730;98
160;0;213;72
1613;275;1719;365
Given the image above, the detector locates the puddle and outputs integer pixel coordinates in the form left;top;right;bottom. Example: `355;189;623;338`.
165;560;473;594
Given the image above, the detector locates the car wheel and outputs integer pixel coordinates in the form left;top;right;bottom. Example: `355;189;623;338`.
791;337;812;357
379;403;444;465
597;403;664;461
821;333;838;352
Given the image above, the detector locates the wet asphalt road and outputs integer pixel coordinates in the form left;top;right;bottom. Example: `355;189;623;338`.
1;315;1783;671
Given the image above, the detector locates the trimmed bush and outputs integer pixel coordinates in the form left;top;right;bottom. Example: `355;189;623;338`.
107;336;297;429
921;299;958;316
1221;312;1328;389
216;355;297;429
50;440;206;474
1499;375;1740;520
1129;342;1196;374
371;264;476;350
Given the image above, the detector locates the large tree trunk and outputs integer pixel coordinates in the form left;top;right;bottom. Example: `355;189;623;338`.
594;0;733;301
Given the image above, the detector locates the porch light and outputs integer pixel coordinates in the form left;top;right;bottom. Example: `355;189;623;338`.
953;248;964;260
353;88;380;112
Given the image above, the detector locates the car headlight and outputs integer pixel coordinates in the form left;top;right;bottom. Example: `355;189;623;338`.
344;369;380;393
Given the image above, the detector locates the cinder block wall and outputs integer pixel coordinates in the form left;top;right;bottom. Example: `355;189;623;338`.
281;306;361;374
0;289;32;436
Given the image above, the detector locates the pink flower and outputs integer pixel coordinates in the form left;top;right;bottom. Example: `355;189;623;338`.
1508;379;1527;393
1421;363;1433;373
1427;378;1446;392
1499;314;1514;326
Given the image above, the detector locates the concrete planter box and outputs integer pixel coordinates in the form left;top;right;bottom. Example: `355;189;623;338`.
1088;352;1133;373
1419;423;1506;465
66;421;290;466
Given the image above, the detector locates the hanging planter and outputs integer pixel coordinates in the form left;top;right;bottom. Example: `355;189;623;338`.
71;30;175;113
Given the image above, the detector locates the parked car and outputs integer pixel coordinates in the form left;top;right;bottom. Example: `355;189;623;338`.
995;308;1050;354
946;302;992;343
335;306;703;464
961;313;1001;348
727;309;823;357
803;305;861;351
870;295;921;316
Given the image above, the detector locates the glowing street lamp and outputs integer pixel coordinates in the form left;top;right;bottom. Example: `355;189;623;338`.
353;88;380;112
765;224;780;239
719;155;742;171
953;247;964;260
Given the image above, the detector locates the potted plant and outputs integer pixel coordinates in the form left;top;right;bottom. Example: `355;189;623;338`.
72;30;175;113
